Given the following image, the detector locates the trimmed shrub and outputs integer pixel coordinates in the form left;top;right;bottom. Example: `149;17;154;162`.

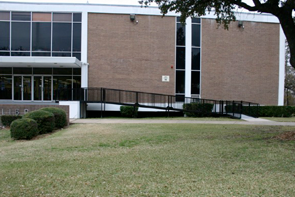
183;103;214;117
120;106;138;118
226;105;295;117
1;115;22;126
10;118;39;140
23;110;55;134
41;107;67;128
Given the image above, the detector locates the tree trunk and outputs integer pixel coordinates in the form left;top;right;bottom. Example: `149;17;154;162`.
277;8;295;68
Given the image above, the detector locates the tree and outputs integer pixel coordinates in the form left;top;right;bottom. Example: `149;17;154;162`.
285;41;295;105
139;0;295;68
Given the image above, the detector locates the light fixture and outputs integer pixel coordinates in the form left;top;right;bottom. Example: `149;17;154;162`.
130;14;136;22
238;21;244;29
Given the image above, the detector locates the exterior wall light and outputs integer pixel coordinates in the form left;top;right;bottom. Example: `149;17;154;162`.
130;14;136;22
238;21;244;29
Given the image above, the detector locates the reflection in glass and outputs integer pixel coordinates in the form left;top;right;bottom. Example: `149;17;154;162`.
73;23;81;52
53;76;72;100
73;13;82;22
192;48;200;70
176;71;185;93
53;23;71;51
12;12;31;21
14;76;22;100
191;71;200;94
44;76;52;101
11;22;30;51
23;76;31;100
32;22;51;51
0;75;12;99
192;24;200;47
176;47;185;69
0;11;10;20
53;13;72;22
34;76;42;100
177;23;185;46
0;22;10;50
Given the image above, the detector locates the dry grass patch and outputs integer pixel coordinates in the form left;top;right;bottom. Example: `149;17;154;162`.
0;124;295;196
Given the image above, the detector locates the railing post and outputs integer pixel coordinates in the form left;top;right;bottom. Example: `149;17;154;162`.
100;88;103;118
232;101;235;118
136;92;138;104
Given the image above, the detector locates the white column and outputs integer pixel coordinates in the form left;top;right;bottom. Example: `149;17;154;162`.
185;17;192;98
278;26;285;106
81;11;88;88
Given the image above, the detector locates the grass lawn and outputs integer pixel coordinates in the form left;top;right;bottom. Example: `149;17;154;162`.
264;117;295;122
0;124;295;196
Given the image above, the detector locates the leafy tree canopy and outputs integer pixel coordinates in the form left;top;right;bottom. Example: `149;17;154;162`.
139;0;295;68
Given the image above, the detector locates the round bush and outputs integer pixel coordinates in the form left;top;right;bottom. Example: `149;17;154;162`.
23;110;55;134
41;107;67;129
10;118;39;140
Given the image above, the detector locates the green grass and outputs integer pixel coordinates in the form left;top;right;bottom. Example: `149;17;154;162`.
264;117;295;122
0;124;295;196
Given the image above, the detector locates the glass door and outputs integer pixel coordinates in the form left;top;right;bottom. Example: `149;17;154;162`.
23;76;32;100
33;76;52;101
34;76;42;100
14;76;22;100
43;76;52;101
14;76;32;100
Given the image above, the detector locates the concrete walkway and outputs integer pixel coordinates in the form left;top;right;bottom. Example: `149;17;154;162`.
70;118;295;126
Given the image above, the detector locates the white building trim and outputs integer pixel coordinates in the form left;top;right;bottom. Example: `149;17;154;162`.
185;17;192;98
278;26;286;106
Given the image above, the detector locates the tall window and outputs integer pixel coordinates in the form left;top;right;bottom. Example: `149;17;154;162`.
191;18;201;95
176;17;186;101
0;11;82;60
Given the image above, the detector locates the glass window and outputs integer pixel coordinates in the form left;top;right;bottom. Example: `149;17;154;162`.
192;48;200;70
11;52;30;56
0;67;12;74
32;22;51;51
32;52;51;56
176;47;185;69
0;11;10;21
53;13;72;22
192;24;200;47
0;52;9;56
0;22;10;50
13;68;32;74
73;68;81;75
0;75;12;99
176;71;185;93
53;23;71;51
12;12;31;21
73;53;81;60
52;52;71;57
191;71;200;94
33;68;52;74
192;18;200;23
32;13;51;22
53;68;72;75
53;76;72;100
177;23;185;46
11;22;31;51
73;13;82;22
73;23;81;52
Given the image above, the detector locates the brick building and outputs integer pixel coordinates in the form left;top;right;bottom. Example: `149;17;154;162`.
0;2;285;118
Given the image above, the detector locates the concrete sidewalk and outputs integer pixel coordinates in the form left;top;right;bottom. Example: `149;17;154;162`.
70;118;295;126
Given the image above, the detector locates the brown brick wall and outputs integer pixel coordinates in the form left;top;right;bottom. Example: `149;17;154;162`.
201;19;280;105
88;13;175;95
0;104;69;125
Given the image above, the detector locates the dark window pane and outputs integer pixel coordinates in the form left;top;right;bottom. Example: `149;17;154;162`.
53;76;72;100
176;17;181;22
0;22;10;50
192;18;200;23
32;22;51;51
0;67;12;74
191;71;200;94
0;11;10;20
192;24;200;47
32;52;51;56
73;13;81;22
73;68;81;75
73;53;81;60
33;68;52;74
176;71;185;93
192;48;200;70
0;52;10;56
53;13;72;22
73;76;81;100
52;53;71;57
11;22;31;51
177;23;185;46
73;23;81;52
175;95;185;102
176;47;185;69
53;23;71;51
12;12;31;21
13;68;32;74
53;68;72;75
11;52;30;56
0;75;12;99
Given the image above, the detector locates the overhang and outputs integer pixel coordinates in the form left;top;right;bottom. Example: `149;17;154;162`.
0;57;82;68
